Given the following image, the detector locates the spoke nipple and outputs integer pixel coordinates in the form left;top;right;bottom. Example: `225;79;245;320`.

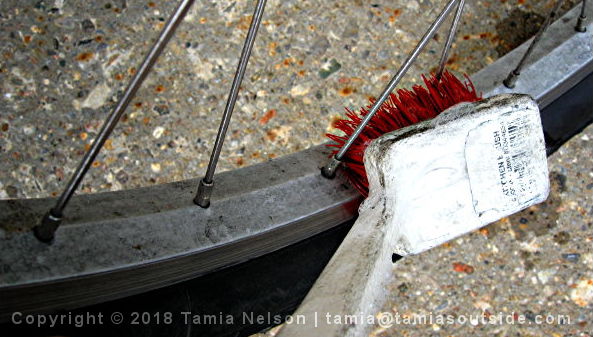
575;16;587;32
33;210;62;243
503;70;520;89
321;158;341;179
194;178;214;208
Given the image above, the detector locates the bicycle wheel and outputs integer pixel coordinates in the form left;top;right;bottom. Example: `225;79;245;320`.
1;0;591;332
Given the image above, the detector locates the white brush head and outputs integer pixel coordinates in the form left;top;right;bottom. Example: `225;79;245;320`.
360;93;549;255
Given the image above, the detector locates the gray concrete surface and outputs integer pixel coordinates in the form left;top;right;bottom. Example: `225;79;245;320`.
0;0;577;198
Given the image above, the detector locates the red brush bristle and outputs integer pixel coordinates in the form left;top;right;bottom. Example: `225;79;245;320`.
326;71;481;197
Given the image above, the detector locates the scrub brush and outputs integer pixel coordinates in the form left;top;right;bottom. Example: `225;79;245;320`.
326;71;481;197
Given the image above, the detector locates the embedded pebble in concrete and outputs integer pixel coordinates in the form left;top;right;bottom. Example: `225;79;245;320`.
0;0;577;198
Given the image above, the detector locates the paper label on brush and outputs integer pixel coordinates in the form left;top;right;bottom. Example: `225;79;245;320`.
464;109;549;223
361;94;548;256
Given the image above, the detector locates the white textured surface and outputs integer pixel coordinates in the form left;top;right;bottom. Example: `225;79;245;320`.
361;94;549;255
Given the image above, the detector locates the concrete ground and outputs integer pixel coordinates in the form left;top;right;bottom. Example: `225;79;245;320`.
0;0;577;198
1;0;590;336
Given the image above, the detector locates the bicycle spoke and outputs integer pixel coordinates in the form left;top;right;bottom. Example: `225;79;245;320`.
194;0;267;208
503;0;565;88
34;0;198;242
436;0;466;80
322;0;459;179
576;0;588;32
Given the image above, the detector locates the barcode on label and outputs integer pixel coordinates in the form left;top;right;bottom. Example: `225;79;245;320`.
493;114;537;205
508;115;530;148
